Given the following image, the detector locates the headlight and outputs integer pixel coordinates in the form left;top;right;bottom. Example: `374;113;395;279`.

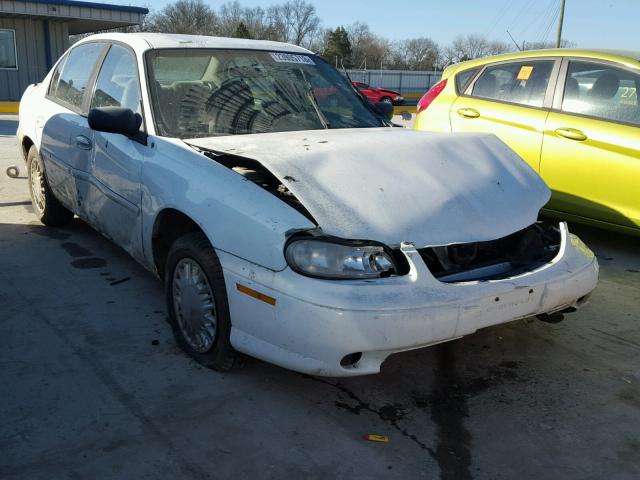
285;238;397;279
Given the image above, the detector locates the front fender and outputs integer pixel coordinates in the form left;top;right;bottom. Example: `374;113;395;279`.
140;137;315;271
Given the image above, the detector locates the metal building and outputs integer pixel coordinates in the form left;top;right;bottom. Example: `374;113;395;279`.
0;0;147;103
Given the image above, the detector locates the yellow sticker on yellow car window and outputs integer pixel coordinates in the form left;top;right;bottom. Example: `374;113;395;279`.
517;66;534;81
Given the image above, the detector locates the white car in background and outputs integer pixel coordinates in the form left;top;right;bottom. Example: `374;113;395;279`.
17;33;598;376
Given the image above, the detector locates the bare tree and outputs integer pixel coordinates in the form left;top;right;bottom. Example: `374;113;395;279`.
522;39;576;50
147;0;218;35
268;0;320;47
216;2;282;40
442;34;511;66
391;37;439;70
346;22;390;69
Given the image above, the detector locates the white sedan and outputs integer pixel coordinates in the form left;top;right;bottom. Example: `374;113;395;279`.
17;33;598;376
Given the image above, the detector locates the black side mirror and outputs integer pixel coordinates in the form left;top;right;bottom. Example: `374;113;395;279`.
372;101;394;121
88;107;142;137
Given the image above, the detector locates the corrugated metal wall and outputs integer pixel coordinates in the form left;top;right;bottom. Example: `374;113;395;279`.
346;69;443;95
0;17;68;101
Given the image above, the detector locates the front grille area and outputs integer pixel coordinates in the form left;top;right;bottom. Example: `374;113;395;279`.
418;222;561;283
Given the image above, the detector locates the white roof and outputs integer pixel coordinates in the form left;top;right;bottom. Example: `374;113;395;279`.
77;32;313;55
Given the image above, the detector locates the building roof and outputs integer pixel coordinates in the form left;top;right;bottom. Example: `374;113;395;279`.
0;0;148;34
24;0;147;14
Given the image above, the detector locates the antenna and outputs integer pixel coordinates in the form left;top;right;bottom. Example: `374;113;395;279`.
507;30;523;51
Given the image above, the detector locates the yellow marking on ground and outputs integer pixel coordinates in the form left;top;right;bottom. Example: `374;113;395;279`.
394;105;417;114
0;102;19;113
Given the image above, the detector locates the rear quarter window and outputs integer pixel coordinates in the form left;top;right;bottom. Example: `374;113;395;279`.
455;67;480;94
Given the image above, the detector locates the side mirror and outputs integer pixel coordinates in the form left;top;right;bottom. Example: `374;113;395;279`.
88;107;142;137
372;101;394;121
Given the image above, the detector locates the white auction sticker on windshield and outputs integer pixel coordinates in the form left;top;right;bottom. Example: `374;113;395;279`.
270;52;315;65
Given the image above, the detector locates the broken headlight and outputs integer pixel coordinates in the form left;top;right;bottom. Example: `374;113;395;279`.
285;238;397;279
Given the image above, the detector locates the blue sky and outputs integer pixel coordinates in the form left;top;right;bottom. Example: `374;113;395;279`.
107;0;638;49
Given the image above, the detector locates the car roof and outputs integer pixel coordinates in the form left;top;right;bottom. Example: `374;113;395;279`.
448;48;640;74
74;32;313;55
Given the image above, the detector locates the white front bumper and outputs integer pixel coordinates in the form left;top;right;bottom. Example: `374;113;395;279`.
220;223;598;376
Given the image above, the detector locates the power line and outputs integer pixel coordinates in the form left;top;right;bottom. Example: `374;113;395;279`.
541;2;561;44
534;0;560;43
512;0;540;38
528;0;557;41
484;0;517;37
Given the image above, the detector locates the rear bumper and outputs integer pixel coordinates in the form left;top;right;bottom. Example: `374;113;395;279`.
221;223;598;376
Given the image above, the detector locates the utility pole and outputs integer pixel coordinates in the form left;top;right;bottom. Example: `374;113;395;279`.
556;0;566;48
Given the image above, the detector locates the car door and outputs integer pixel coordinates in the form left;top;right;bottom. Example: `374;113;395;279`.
450;58;560;172
84;43;147;258
40;42;107;211
540;58;640;229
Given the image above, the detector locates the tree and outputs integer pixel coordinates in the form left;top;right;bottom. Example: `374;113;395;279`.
268;0;321;47
322;26;351;68
522;39;576;50
391;37;439;70
346;22;390;70
147;0;218;35
234;21;252;39
441;34;510;66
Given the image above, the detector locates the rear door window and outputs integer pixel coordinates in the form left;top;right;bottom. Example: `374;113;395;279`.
561;60;639;126
50;42;105;110
471;60;554;107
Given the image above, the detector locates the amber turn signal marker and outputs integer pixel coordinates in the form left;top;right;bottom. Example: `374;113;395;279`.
236;283;276;306
363;434;389;443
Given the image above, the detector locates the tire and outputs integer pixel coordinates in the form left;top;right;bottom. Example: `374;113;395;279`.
380;97;393;104
26;146;73;226
165;232;240;371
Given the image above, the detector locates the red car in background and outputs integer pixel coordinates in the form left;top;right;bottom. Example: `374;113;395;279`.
352;81;405;105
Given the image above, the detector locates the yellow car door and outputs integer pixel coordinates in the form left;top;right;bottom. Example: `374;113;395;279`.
540;59;640;230
450;59;559;172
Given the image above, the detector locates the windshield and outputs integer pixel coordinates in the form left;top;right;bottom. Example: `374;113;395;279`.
147;49;386;138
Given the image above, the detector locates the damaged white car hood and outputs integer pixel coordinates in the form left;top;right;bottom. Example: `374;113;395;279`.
187;128;550;247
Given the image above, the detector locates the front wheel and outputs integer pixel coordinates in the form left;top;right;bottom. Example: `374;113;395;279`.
27;146;73;226
380;97;393;104
165;232;240;371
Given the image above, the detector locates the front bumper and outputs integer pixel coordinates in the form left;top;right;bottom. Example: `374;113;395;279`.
220;223;598;376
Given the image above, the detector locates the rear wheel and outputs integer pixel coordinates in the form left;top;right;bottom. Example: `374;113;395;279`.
27;146;73;226
165;232;240;371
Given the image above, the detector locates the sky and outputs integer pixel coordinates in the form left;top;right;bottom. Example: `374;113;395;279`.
104;0;638;50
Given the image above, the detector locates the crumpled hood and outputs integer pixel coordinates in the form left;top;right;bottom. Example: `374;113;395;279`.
187;128;550;247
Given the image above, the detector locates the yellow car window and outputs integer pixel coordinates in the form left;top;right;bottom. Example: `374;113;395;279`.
562;61;640;126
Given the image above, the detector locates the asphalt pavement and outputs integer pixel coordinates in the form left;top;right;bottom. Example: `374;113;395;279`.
1;113;639;479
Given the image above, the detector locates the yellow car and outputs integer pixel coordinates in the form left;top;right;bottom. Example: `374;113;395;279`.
414;49;640;235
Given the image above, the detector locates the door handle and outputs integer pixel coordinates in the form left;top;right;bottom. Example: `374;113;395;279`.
457;108;480;118
75;135;93;150
555;128;587;141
